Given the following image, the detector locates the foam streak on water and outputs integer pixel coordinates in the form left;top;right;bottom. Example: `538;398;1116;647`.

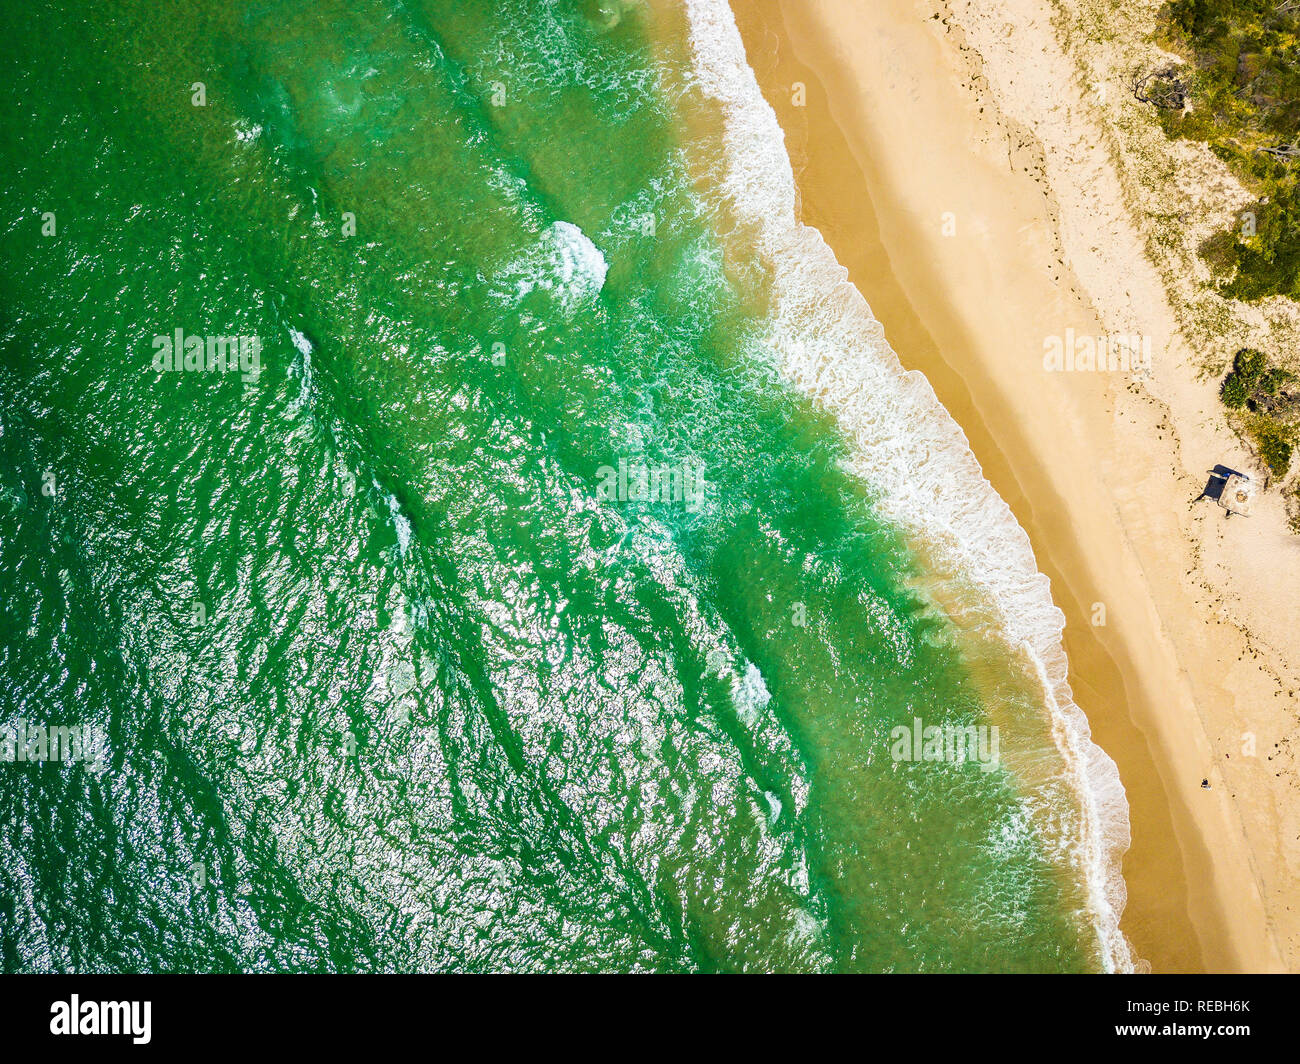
683;0;1133;972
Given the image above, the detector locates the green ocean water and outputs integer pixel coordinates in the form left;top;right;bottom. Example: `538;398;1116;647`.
0;0;1104;972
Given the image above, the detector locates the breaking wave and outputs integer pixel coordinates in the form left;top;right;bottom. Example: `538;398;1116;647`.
682;0;1133;972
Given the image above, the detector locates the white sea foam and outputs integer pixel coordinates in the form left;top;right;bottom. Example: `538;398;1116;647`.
289;327;313;359
509;220;609;314
732;660;771;728
682;0;1133;972
388;493;412;557
286;327;314;418
370;474;413;558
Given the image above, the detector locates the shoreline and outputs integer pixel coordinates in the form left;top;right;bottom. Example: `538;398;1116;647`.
680;0;1130;969
727;0;1297;971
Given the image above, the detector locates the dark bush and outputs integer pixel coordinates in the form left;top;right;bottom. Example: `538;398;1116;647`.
1234;347;1268;388
1222;372;1248;408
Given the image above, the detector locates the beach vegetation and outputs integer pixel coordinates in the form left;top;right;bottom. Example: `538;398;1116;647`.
1256;427;1293;474
1221;369;1248;408
1198;227;1240;279
1286;484;1300;534
1219;347;1297;476
1156;0;1300;301
1221;346;1292;410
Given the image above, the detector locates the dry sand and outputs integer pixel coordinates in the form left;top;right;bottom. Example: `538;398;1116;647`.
728;0;1300;972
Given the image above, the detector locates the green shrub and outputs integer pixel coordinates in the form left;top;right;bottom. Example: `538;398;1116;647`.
1255;428;1293;475
1221;372;1248;408
1234;347;1268;389
1220;347;1270;409
1260;366;1292;400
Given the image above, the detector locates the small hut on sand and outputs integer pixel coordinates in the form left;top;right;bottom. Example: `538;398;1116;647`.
1200;466;1254;517
1219;472;1254;517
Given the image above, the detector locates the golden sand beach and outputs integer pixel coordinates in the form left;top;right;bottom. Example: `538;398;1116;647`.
728;0;1300;972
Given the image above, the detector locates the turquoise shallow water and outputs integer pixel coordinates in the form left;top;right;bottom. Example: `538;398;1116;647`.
0;0;1103;971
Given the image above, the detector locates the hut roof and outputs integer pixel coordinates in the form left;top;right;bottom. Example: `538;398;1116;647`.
1218;472;1254;516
